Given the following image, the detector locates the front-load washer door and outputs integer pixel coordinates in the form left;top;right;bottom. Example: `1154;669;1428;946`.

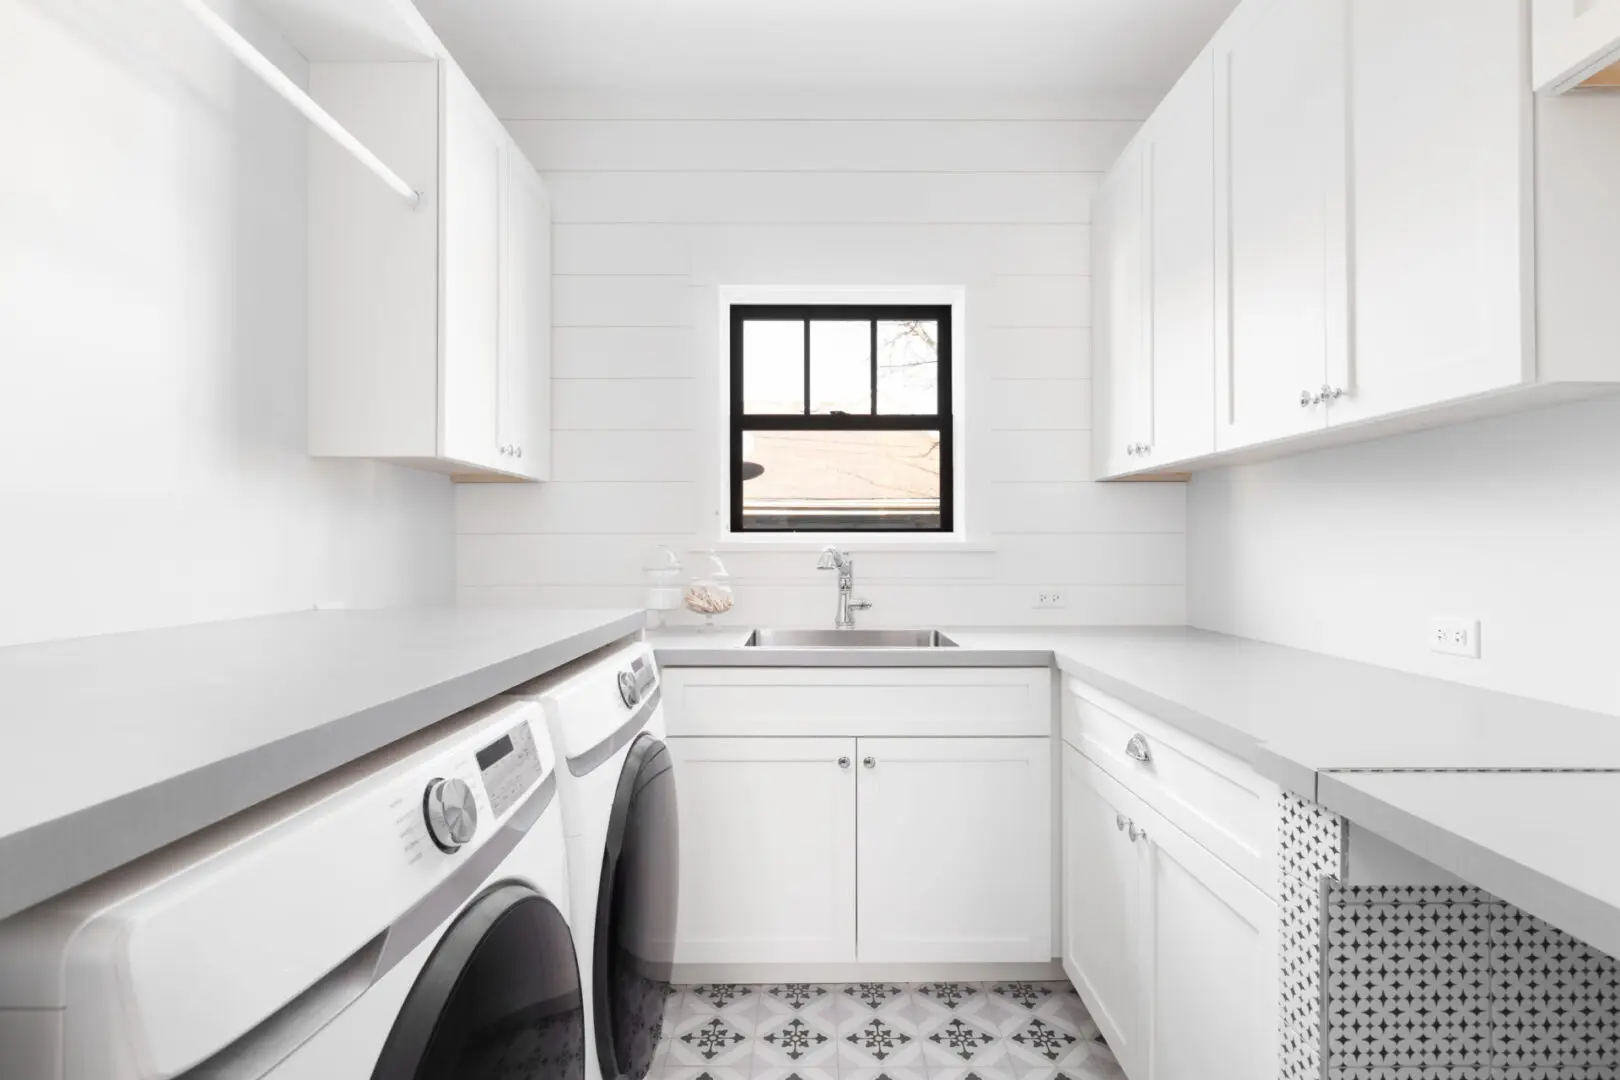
373;883;584;1080
594;733;679;1080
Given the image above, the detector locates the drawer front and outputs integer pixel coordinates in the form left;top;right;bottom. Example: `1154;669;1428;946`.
1062;678;1278;897
662;667;1053;738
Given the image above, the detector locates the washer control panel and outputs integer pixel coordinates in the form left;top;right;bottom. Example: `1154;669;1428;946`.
476;719;544;819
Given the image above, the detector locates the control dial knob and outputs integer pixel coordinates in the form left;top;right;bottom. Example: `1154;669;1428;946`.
423;777;479;852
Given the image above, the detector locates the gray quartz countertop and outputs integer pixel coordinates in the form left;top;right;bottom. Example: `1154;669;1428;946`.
1317;770;1620;960
0;606;642;921
651;625;1620;798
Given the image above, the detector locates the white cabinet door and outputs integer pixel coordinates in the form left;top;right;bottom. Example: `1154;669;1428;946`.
1332;0;1531;427
857;737;1051;963
1533;0;1620;92
1214;0;1347;450
667;737;857;964
1144;48;1216;466
1094;140;1151;476
499;148;552;480
439;65;506;471
1063;748;1143;1076
1137;799;1278;1080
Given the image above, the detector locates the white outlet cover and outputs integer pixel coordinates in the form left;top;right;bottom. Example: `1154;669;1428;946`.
1429;616;1481;659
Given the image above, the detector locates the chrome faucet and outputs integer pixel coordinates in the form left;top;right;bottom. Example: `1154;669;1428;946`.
816;547;873;630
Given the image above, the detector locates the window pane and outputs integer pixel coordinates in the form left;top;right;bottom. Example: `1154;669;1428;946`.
876;320;939;414
742;321;804;414
809;321;872;415
740;430;941;531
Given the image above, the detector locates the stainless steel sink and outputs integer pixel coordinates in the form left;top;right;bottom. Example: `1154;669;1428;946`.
743;628;958;648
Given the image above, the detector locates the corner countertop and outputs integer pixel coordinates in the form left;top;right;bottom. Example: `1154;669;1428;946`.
652;623;1620;956
652;625;1620;795
0;606;643;921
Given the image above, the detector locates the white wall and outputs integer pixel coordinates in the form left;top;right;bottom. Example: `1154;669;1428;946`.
1188;394;1620;715
0;0;453;647
456;94;1187;627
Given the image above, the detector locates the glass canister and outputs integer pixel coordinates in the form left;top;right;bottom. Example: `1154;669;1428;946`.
683;550;734;627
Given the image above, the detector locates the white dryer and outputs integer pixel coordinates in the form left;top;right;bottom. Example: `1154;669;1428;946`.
0;695;585;1080
506;642;677;1080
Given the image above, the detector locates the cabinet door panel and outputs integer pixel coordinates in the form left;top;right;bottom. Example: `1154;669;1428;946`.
1214;0;1346;449
1062;748;1142;1073
1146;50;1216;465
668;737;857;964
858;737;1051;963
1138;802;1278;1080
1334;0;1530;427
500;149;552;479
440;66;505;469
1094;141;1150;477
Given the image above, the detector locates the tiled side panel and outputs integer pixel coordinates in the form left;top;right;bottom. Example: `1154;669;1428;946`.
1294;811;1620;1080
1279;792;1349;1080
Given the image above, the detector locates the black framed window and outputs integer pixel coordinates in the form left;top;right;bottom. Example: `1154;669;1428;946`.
730;304;953;532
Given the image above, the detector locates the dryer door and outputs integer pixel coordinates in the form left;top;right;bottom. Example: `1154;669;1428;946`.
372;883;584;1080
595;733;679;1080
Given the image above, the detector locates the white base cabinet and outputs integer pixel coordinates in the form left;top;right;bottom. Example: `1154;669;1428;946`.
1062;727;1278;1079
666;737;857;965
662;667;1053;971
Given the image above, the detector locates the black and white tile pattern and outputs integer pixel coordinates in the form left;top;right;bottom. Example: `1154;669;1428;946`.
648;981;1124;1080
1279;791;1349;1080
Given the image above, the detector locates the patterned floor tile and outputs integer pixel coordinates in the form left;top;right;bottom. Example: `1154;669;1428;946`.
666;1015;754;1070
958;986;1044;1037
1004;1015;1087;1074
840;982;910;1014
751;1064;837;1080
838;1012;926;1070
1014;1063;1125;1080
754;1012;841;1070
672;984;763;1036
759;983;842;1031
657;1068;749;1080
921;1016;1017;1070
841;1068;928;1080
930;1067;1019;1080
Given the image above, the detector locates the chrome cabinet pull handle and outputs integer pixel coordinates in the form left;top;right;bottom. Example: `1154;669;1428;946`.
1128;821;1147;843
1115;812;1128;832
1124;733;1152;764
838;756;851;769
862;756;876;769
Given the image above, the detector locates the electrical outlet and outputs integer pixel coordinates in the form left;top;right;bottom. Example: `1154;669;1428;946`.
1429;616;1481;658
1034;589;1068;609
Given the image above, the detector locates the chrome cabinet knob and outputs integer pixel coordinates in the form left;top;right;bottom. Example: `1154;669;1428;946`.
862;756;876;769
838;756;851;769
423;777;478;852
1115;812;1128;832
1319;385;1344;403
1128;821;1147;843
1124;733;1152;764
1299;390;1315;408
515;446;523;458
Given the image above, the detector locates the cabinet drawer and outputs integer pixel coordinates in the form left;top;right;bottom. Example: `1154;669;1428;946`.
662;667;1053;738
1062;678;1278;898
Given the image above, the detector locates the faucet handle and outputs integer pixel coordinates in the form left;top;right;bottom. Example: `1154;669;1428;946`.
850;599;873;612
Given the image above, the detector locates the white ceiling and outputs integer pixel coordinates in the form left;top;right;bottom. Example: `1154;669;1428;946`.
410;0;1240;98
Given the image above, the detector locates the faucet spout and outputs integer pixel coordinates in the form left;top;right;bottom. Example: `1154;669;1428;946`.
815;548;869;629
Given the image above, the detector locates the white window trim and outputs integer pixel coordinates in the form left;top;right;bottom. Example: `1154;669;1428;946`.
712;284;973;549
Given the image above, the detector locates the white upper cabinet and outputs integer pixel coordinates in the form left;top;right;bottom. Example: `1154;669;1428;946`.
1093;140;1150;478
308;60;551;481
1143;49;1216;467
1213;0;1346;451
1094;0;1620;478
1533;0;1620;92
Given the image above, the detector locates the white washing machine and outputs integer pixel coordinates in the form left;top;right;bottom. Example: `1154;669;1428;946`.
506;642;677;1080
0;694;585;1080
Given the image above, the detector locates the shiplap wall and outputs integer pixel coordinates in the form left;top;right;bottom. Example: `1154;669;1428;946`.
0;0;453;648
456;96;1187;627
1189;395;1620;715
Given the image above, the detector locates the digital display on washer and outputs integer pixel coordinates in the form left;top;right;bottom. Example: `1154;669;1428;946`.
476;734;513;771
477;723;543;818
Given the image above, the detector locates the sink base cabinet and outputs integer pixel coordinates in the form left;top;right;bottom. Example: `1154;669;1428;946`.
666;737;858;966
667;732;1052;972
1063;746;1279;1080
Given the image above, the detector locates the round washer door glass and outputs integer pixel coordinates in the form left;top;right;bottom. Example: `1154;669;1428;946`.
595;734;679;1080
373;883;585;1080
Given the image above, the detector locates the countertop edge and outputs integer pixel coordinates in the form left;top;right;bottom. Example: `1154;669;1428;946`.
1315;771;1620;962
0;610;644;922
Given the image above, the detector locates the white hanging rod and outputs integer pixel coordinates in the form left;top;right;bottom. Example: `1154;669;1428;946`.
177;0;422;209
